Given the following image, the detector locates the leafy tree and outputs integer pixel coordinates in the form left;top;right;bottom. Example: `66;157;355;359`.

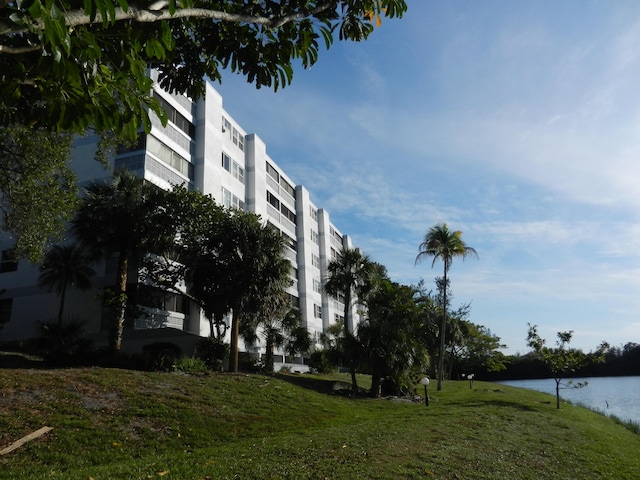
359;280;430;397
72;170;161;353
0;126;76;263
444;302;468;379
325;246;379;395
455;321;507;377
37;243;95;325
175;208;291;372
139;187;293;372
1;0;407;134
527;324;609;409
139;185;228;338
416;223;478;391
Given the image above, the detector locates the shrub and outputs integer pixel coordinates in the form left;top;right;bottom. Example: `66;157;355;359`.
175;356;209;374
36;318;92;365
142;342;182;371
194;337;228;371
307;350;337;374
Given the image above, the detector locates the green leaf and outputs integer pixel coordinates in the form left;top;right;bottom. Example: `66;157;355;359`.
28;1;43;19
9;12;25;26
116;0;129;12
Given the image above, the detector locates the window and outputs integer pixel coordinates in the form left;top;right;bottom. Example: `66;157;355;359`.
116;133;146;154
314;304;322;319
232;162;244;184
0;298;12;325
222;188;245;210
310;207;318;222
222;152;231;171
153;92;195;137
334;313;344;324
311;230;319;244
313;278;322;293
222;117;244;151
266;161;279;181
232;128;244;151
282;233;297;252
311;253;320;268
222;117;231;134
280;204;296;224
280;177;295;198
287;294;299;309
0;249;17;273
330;247;337;260
267;191;280;210
222;153;244;184
146;135;193;178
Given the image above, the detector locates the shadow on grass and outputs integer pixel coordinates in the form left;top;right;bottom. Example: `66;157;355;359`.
0;351;45;369
448;398;539;412
274;373;360;396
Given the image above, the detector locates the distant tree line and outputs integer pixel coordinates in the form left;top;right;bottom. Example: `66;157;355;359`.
482;342;640;381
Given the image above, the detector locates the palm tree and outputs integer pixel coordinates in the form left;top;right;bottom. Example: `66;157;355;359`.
416;223;477;390
37;244;95;325
242;304;306;373
72;170;160;353
227;215;292;372
325;247;378;395
359;280;430;397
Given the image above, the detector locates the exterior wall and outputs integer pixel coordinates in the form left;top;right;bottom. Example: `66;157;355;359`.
0;77;358;364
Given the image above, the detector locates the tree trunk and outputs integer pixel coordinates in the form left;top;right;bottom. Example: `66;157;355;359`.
370;371;382;398
265;337;274;373
343;291;358;396
437;267;447;391
208;316;215;338
555;378;561;409
57;281;67;326
111;254;129;354
229;309;240;372
448;343;455;380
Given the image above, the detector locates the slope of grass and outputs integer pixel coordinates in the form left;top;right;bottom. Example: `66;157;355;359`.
1;367;639;479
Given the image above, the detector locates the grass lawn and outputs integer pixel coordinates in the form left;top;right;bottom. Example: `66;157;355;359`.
1;367;639;479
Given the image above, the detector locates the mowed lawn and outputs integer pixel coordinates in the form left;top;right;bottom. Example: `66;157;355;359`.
1;367;639;479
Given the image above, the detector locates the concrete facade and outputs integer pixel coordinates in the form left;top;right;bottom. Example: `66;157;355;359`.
0;75;356;365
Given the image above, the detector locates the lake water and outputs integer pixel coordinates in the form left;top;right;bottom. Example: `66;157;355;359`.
498;376;640;424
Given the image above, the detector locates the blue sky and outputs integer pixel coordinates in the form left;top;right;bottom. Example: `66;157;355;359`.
214;1;640;355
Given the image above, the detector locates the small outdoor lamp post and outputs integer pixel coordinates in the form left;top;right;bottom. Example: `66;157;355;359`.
420;377;430;406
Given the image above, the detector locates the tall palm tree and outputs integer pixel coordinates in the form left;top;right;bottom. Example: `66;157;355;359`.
416;223;477;390
72;170;159;353
325;247;378;395
37;244;95;325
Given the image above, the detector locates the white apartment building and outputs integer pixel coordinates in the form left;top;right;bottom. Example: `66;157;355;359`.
0;74;358;366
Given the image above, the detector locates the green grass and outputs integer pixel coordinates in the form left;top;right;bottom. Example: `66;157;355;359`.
1;368;639;479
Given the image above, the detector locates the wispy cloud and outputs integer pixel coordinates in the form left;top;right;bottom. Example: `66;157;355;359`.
215;1;640;353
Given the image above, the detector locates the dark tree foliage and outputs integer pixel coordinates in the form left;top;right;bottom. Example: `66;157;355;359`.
0;126;76;262
72;170;163;353
359;280;430;397
325;247;379;395
1;0;408;135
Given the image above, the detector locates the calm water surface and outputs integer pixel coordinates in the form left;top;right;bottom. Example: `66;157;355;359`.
498;376;640;424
